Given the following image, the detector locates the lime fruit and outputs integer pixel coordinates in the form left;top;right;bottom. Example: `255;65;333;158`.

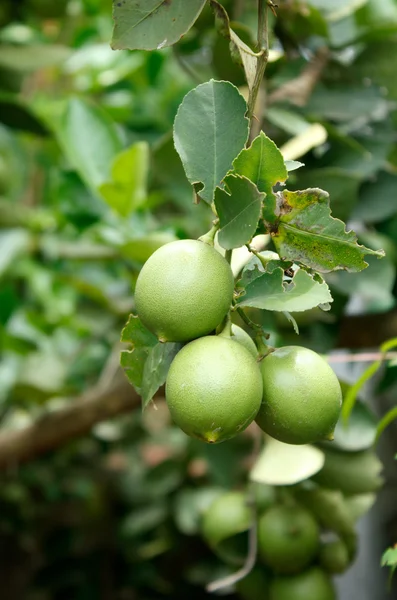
258;504;320;574
312;448;383;495
270;568;335;600
256;346;342;444
236;567;271;600
166;335;262;443
319;539;350;574
231;324;257;358
135;239;234;342
202;491;251;564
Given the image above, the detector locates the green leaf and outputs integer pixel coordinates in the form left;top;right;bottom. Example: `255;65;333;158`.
381;545;397;583
173;80;249;204
0;95;48;135
285;160;304;172
111;0;207;51
58;97;122;193
98;142;149;217
322;400;377;452
342;337;397;423
376;406;397;443
250;435;325;486
120;314;158;348
215;174;264;250
141;342;181;409
120;314;157;393
232;131;288;199
272;188;385;273
237;260;333;312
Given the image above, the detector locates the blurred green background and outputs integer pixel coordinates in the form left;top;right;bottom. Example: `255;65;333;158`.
1;0;397;598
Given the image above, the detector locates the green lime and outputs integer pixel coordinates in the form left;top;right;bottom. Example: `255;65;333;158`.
270;568;335;600
202;491;251;564
256;346;342;444
236;567;271;600
166;335;263;443
231;324;257;358
258;505;320;574
312;448;383;495
135;239;234;342
319;539;350;574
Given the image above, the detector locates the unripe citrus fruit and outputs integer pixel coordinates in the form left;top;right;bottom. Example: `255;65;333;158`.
134;239;234;342
165;336;263;443
270;568;335;600
236;567;270;600
231;324;257;358
258;504;320;574
256;346;342;445
319;539;350;574
202;491;251;564
312;448;383;495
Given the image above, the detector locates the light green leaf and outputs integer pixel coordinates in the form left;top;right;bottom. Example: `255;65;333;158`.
250;435;325;486
381;545;397;580
285;160;304;172
215;174;264;250
232;131;288;199
237;262;333;312
58;97;122;193
272;188;385;272
99;142;149;217
376;406;397;443
0;229;31;276
111;0;206;51
141;342;181;409
173;80;249;204
323;401;377;451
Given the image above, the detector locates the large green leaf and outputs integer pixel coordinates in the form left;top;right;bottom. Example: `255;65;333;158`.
232;131;288;204
250;436;325;486
0;44;71;71
58;97;122;193
111;0;207;51
173;80;249;204
99;142;149;217
272;188;384;272
237;262;333;312
215;174;264;250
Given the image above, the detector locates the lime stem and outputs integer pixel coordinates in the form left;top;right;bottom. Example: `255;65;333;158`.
198;221;219;246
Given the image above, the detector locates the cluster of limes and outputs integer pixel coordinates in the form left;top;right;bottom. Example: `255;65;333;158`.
134;238;342;445
201;449;383;600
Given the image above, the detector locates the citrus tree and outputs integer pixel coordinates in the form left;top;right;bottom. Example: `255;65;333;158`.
1;0;397;598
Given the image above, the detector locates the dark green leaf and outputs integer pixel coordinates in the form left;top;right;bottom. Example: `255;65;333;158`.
141;342;181;408
120;315;157;393
272;188;384;273
111;0;207;51
120;314;157;348
173;80;249;204
215;174;264;250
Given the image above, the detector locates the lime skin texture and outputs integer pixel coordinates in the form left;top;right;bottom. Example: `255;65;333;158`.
165;335;263;443
258;505;320;574
256;346;342;445
134;239;234;342
231;324;257;358
270;567;336;600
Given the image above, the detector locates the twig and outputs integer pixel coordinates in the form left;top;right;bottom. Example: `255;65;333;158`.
268;46;329;107
246;0;270;122
236;307;262;333
206;504;258;593
327;352;397;364
0;374;140;470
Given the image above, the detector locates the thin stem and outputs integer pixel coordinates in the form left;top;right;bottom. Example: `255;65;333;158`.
198;221;219;246
206;503;258;593
247;0;270;122
237;307;262;333
327;352;397;364
245;243;271;269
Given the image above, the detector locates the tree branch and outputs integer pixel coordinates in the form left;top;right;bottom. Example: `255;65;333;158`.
0;375;140;470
